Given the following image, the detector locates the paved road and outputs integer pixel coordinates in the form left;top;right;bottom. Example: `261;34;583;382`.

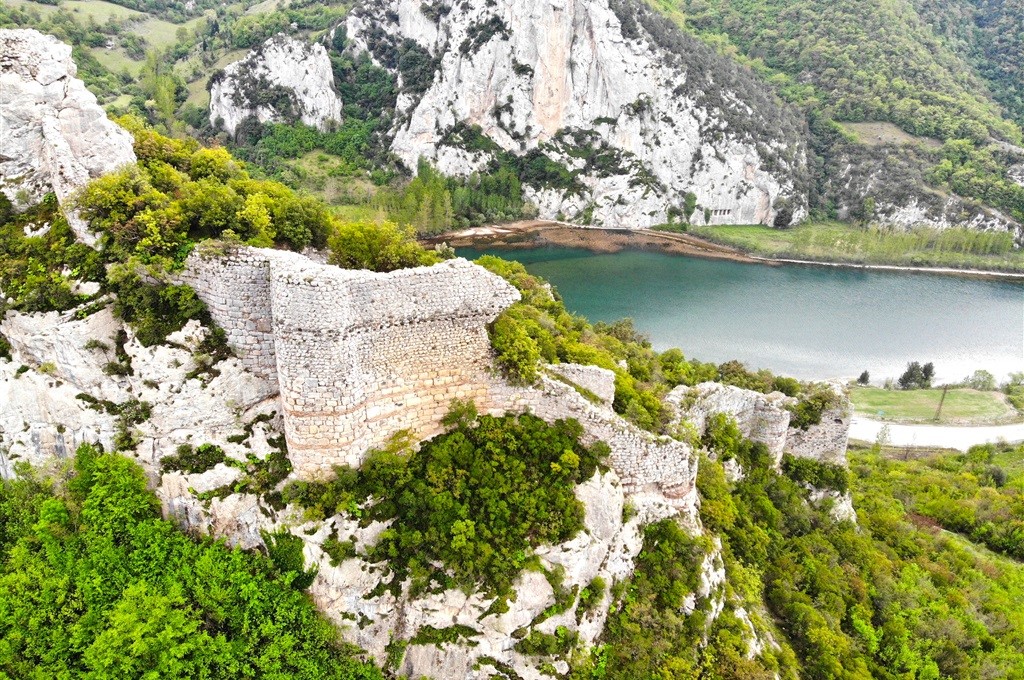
849;416;1024;451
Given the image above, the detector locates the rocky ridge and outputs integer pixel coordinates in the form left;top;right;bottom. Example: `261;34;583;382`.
209;34;344;137
0;29;136;244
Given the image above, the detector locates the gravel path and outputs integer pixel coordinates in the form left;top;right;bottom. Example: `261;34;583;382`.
849;416;1024;451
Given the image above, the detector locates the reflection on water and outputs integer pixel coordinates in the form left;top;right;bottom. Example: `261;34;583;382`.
457;245;1024;383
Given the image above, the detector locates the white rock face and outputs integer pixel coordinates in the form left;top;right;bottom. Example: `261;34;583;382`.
346;0;808;228
668;382;793;465
209;34;344;137
305;468;681;679
0;306;279;480
0;29;136;244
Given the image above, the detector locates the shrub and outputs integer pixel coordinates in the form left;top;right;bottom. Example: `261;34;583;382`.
159;443;227;474
781;453;850;494
328;220;438;272
284;409;607;597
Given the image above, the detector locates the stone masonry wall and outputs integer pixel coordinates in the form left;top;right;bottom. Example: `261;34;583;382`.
182;247;699;511
185;247;522;478
786;406;852;465
180;249;277;385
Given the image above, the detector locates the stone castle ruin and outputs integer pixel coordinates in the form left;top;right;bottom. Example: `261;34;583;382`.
182;248;523;478
181;246;847;502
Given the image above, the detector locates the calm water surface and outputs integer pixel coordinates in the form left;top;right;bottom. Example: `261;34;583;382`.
457;246;1024;383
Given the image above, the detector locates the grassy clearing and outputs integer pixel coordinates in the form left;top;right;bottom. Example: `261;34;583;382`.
849;386;1020;424
88;46;140;75
839;121;942;149
62;0;143;22
690;221;1024;272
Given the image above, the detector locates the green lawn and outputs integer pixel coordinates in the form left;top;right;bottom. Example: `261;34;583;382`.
849;386;1020;424
689;222;1024;272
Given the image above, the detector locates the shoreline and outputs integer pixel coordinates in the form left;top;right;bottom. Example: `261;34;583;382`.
431;221;1024;282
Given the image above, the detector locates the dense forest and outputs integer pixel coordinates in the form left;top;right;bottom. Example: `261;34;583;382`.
675;0;1024;222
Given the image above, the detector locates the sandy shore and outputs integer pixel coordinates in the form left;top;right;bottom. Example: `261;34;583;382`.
430;220;1024;281
429;220;762;263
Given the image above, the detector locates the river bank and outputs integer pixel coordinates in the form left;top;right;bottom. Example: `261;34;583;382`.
433;221;1024;281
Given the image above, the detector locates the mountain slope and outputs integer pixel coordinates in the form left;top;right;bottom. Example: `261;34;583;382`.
340;0;810;228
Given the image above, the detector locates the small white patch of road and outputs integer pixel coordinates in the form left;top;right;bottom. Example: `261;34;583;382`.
850;416;1024;451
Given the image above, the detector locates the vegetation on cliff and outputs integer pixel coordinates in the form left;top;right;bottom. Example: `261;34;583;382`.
572;424;1024;680
675;0;1024;223
283;405;609;598
0;445;382;679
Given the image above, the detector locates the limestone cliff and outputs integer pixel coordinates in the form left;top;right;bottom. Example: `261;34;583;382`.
0;29;136;244
209;34;344;137
344;0;809;228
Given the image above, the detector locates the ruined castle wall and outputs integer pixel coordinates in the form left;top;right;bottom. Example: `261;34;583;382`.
181;249;278;385
489;374;698;510
785;406;852;465
192;252;521;478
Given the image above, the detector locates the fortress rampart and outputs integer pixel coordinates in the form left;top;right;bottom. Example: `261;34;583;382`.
181;247;703;504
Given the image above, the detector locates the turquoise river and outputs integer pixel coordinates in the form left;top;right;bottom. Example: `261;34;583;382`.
456;246;1024;383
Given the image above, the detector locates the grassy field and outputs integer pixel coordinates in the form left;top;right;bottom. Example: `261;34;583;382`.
689;222;1024;272
849;386;1020;424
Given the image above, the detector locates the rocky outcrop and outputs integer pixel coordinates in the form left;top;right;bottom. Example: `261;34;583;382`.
667;381;852;467
667;382;793;464
0;307;278;479
209;34;344;137
826;142;1023;241
345;0;809;228
0;29;136;244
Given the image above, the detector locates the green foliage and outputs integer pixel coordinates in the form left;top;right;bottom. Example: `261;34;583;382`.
514;626;578;657
108;269;207;346
853;442;1024;561
377;159;531;235
284;410;607;598
898;360;934;389
322;537;357;567
0;445;382;679
0;194;103;314
409;624;479;647
781;454;850;494
489;313;543;385
787;383;841;429
159;442;226;474
576;576;606;620
78;119;333;258
327;220;439;272
592;518;733;678
675;0;1024;221
261;529;318;590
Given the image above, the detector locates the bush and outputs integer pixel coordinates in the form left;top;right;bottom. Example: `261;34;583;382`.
328;220;438;272
781;453;850;494
159;443;226;474
284;409;607;597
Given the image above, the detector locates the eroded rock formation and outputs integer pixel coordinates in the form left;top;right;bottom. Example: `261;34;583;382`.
209;34;344;137
345;0;809;228
0;29;136;243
